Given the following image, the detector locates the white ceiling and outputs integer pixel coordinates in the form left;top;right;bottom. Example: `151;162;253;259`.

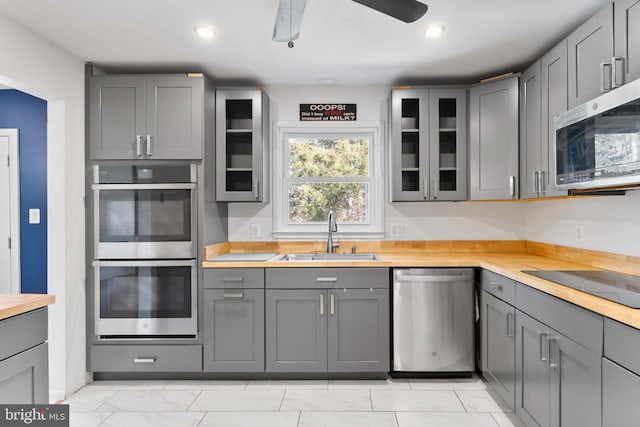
0;0;610;85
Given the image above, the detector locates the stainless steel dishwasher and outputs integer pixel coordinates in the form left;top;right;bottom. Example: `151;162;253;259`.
392;268;474;376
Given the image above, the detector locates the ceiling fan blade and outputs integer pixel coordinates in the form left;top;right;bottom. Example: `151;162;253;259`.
351;0;428;23
273;0;308;42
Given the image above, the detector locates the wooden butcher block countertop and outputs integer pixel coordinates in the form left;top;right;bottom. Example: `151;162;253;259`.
203;240;640;329
0;294;55;321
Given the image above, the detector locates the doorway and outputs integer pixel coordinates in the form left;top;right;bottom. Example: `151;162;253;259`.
0;128;20;294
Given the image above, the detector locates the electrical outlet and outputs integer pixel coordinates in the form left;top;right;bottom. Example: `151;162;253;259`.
576;224;584;244
250;224;261;239
390;223;404;237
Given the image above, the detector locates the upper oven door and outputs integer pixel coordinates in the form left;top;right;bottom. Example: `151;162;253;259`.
93;164;197;259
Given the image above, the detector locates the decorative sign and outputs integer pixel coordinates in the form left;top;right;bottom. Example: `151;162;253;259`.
299;103;357;121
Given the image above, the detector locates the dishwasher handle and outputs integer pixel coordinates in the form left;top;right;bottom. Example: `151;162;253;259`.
395;274;473;282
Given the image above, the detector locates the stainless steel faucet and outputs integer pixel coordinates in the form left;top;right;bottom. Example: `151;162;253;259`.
327;209;340;253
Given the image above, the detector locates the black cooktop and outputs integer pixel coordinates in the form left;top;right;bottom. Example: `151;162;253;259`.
522;270;640;309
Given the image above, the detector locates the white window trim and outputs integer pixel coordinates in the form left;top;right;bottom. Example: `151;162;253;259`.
272;121;385;240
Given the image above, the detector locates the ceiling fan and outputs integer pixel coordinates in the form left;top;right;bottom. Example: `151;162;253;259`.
273;0;428;48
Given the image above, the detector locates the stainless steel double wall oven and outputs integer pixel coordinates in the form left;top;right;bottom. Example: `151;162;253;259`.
92;163;198;338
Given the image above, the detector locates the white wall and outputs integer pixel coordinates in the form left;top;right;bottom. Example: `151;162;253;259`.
228;85;526;241
525;191;640;257
0;12;86;399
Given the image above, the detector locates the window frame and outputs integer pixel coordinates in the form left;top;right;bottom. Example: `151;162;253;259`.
272;121;385;239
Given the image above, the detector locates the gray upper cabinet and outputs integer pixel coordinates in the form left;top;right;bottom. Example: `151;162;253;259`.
266;289;327;372
390;89;467;201
481;291;516;411
216;89;269;202
567;4;614;108
90;75;204;160
540;41;568;198
469;76;519;200
327;288;389;372
614;0;640;86
203;288;265;372
519;61;543;199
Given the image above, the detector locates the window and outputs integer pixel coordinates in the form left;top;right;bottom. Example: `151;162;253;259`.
273;122;384;238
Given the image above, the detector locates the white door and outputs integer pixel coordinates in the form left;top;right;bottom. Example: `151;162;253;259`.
0;129;19;294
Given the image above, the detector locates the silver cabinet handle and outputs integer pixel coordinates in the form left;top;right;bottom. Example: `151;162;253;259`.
134;357;156;364
136;135;142;157
547;337;558;368
612;56;625;89
223;292;244;299
316;277;338;283
146;135;152;156
432;178;438;199
533;171;539;195
506;312;514;337
423;179;428;199
254;179;259;199
330;293;335;316
601;62;612;92
509;176;516;197
319;293;325;316
539;170;546;194
539;332;549;362
222;276;244;283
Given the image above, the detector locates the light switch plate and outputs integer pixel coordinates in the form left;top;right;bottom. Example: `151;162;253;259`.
29;208;40;224
390;223;404;237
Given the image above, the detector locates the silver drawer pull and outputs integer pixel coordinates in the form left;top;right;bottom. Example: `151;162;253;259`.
316;277;338;283
223;276;244;283
223;293;244;299
134;357;156;364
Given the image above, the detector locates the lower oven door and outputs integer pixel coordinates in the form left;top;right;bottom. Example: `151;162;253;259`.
94;259;197;338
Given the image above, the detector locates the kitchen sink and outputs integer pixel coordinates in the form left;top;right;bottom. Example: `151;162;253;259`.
277;253;380;261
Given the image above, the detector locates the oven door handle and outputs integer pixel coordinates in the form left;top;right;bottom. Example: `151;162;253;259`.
93;259;197;267
92;183;196;190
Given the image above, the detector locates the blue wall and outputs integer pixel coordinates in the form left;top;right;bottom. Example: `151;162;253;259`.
0;90;47;294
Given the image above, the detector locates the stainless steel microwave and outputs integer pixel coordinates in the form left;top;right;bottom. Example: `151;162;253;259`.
554;77;640;190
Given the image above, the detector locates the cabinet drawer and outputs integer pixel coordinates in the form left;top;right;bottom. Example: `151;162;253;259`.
0;308;48;362
204;268;264;289
266;268;389;289
516;283;603;353
91;345;202;372
482;270;516;305
604;318;640;375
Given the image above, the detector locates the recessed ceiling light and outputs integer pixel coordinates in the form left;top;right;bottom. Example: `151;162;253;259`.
317;78;338;85
424;25;445;38
194;25;215;39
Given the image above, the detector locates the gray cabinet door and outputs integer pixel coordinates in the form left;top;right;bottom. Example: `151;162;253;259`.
89;76;146;159
519;61;542;199
203;289;265;372
469;76;519;200
266;289;327;372
327;288;389;372
481;292;515;410
516;311;551;427
428;88;467;201
0;343;48;404
390;89;429;201
614;0;640;86
540;40;568;198
216;89;268;202
567;4;614;108
603;357;640;427
549;332;601;427
145;76;203;159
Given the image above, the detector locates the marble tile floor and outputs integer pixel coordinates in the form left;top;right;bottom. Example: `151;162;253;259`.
64;376;526;427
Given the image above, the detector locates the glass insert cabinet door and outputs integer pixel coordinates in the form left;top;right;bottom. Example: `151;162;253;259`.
94;260;197;337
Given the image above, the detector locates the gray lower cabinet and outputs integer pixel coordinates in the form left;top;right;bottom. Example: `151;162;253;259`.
469;76;519;200
266;289;327;372
0;308;49;404
567;3;614;108
203;289;265;372
602;358;640;427
90;345;202;372
614;0;640;86
90;75;204;160
481;291;515;410
327;289;389;372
